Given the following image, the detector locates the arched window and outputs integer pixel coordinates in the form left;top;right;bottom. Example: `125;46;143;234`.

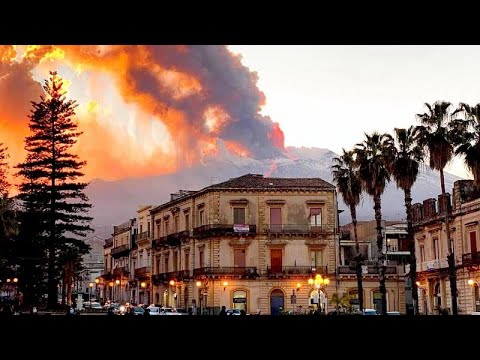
433;282;442;309
270;289;284;315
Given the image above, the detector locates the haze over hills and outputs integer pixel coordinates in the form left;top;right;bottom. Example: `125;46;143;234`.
85;145;461;238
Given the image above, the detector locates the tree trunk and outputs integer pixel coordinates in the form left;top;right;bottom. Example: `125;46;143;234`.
404;187;419;315
374;194;387;315
61;271;66;306
440;168;458;315
350;204;364;312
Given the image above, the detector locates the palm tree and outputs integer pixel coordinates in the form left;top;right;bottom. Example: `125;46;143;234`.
388;126;423;315
451;103;480;187
332;149;364;311
329;292;350;312
355;132;393;315
416;101;458;315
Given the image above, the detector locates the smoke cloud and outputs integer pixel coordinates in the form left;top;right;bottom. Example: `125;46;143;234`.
0;45;285;182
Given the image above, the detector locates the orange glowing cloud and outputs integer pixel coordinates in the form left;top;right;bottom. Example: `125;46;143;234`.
0;45;286;183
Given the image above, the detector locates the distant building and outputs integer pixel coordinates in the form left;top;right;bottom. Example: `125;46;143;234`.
78;236;105;300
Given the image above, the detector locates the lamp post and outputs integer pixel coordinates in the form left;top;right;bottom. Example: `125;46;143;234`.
196;280;208;315
141;281;147;305
115;279;121;303
89;282;94;303
109;281;114;302
415;281;428;314
308;274;330;313
94;278;100;302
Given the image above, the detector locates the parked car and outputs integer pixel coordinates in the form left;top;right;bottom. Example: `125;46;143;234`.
159;307;182;315
387;311;402;315
147;306;161;315
226;309;241;315
362;309;378;315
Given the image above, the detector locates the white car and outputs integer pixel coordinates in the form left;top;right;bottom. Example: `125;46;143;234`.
147;306;161;315
159;307;182;315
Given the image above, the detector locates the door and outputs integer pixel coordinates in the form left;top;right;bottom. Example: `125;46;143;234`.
270;289;285;315
234;249;246;268
270;208;282;232
470;231;477;254
270;249;283;273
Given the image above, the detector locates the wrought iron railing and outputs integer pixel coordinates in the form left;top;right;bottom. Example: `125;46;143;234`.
338;265;397;275
193;266;258;277
265;224;330;235
463;251;480;267
193;224;257;238
111;244;130;257
266;265;327;277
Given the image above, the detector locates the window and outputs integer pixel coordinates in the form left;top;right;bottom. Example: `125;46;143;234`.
199;249;205;268
419;245;425;263
156;258;161;274
270;249;283;273
234;249;246;267
140;224;143;234
157;222;161;238
185;214;190;231
310;250;323;270
164;256;169;273
309;208;322;226
433;237;440;260
165;220;169;235
175;217;179;232
173;251;178;272
470;231;477;254
233;208;246;224
147;222;150;237
185;251;190;270
270;208;282;232
199;210;205;226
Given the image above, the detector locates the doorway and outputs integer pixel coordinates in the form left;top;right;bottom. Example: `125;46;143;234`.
270;289;285;315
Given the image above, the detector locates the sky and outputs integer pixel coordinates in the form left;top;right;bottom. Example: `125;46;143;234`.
229;45;478;179
0;45;476;182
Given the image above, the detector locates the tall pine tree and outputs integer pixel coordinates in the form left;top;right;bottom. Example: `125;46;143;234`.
16;71;92;309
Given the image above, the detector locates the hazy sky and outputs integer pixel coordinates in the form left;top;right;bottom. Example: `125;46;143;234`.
229;45;478;179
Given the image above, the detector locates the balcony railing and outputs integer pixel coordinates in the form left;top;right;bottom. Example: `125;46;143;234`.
193;224;257;238
266;266;327;278
265;224;330;235
137;231;150;242
113;266;129;276
338;265;398;275
463;251;480;267
418;259;449;272
193;266;258;278
152;270;190;284
134;266;151;279
111;244;130;257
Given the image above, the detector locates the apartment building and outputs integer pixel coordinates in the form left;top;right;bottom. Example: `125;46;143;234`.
150;174;338;315
338;220;408;313
111;218;136;303
414;180;480;314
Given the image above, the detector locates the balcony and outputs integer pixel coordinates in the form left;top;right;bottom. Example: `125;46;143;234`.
463;251;480;267
265;224;330;236
267;265;327;278
111;244;130;258
418;259;449;272
193;224;257;239
113;266;129;277
152;270;190;284
134;266;151;279
193;266;258;278
338;265;397;275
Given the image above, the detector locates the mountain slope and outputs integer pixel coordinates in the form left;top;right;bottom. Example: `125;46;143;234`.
85;146;461;237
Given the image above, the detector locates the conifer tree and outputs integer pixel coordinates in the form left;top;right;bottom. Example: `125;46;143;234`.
16;71;92;309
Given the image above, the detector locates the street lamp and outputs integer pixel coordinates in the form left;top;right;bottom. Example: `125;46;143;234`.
196;280;208;315
223;281;228;291
89;282;94;303
308;274;330;313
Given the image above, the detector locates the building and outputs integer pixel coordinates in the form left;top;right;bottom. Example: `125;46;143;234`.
78;236;105;300
338;220;408;313
98;237;113;302
150;174;338;314
129;205;153;305
111;218;136;303
413;180;480;314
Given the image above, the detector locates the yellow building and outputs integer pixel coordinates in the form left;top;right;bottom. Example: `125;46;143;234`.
150;174;338;314
414;180;480;314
